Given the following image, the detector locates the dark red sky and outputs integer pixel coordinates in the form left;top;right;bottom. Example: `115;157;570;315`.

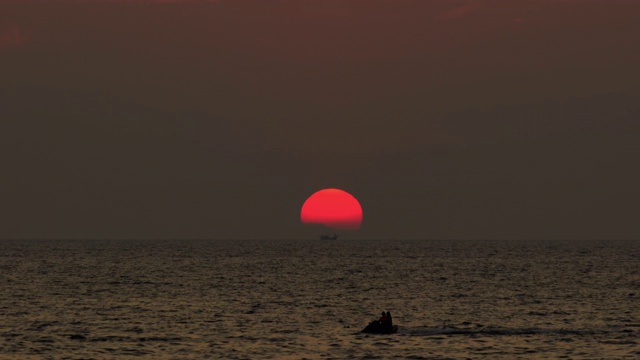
1;0;639;239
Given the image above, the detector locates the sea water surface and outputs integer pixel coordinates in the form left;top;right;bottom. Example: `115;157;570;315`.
0;239;638;359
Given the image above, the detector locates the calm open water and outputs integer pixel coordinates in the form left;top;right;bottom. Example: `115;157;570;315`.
0;239;638;359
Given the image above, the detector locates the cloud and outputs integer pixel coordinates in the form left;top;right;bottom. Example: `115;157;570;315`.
0;26;26;50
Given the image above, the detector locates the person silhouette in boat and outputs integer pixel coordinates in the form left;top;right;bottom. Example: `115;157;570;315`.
378;311;388;325
386;311;393;329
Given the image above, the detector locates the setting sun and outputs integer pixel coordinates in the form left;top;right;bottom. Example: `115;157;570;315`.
300;188;363;230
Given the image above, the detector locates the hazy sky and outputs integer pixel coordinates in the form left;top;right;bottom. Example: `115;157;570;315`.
1;0;639;239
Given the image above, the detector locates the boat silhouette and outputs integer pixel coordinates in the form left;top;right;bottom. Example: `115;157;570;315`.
361;320;398;334
320;233;338;240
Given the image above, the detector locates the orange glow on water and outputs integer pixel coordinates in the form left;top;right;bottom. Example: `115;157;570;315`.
300;188;363;230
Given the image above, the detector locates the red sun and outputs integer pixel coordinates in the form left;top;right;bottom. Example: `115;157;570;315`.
300;188;363;230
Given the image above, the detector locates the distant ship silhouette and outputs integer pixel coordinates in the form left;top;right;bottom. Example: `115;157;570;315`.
320;233;338;240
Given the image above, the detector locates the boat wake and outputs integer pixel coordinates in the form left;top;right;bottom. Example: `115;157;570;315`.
401;325;626;337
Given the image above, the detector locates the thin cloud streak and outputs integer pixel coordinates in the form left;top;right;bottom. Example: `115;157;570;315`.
438;2;482;20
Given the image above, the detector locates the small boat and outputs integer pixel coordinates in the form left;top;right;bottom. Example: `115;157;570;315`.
361;321;398;334
320;234;338;240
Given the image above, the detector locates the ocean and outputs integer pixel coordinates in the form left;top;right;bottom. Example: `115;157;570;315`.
0;239;638;359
